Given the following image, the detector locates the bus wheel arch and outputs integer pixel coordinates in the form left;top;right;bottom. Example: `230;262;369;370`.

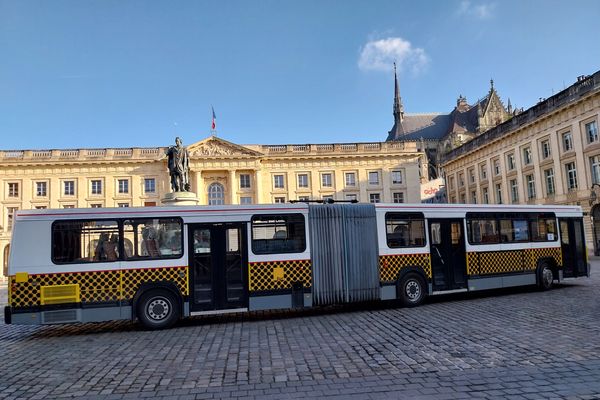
396;266;428;307
133;282;183;330
536;258;556;290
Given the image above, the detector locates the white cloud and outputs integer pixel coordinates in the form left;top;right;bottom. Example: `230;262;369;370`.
458;0;495;19
358;37;429;74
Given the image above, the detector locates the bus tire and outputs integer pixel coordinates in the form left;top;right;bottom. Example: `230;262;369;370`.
398;273;426;307
137;289;180;330
537;262;554;291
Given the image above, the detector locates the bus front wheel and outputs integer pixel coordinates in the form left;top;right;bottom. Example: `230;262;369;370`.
137;289;180;330
398;273;427;307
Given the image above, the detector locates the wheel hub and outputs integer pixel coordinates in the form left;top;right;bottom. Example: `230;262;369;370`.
406;280;421;301
148;298;170;321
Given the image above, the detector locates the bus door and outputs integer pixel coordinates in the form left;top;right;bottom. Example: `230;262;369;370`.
188;223;248;312
428;219;467;291
559;218;588;278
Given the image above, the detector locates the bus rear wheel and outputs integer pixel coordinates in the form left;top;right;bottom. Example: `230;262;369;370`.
137;289;180;330
398;273;427;307
537;262;554;291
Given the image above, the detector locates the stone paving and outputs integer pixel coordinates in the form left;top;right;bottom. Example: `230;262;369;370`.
1;261;600;399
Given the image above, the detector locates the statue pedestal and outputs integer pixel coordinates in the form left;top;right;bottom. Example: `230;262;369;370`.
161;191;199;206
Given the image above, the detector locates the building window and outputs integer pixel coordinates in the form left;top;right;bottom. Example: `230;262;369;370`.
471;191;477;204
118;179;129;194
118;203;130;208
393;192;404;203
526;174;536;199
562;131;573;152
480;164;487;180
495;183;503;204
144;202;157;207
90;203;102;208
321;173;333;187
36;181;47;197
64;180;75;196
460;193;466;203
208;182;225;205
493;159;501;175
369;193;381;203
468;169;475;184
368;171;380;185
522;147;532;165
544;168;555;195
586;121;598;143
144;178;156;194
510;179;519;203
7;207;18;230
541;140;551;159
274;197;286;203
345;172;356;187
35;206;47;209
297;174;309;188
63;204;75;209
273;175;285;189
297;196;310;202
7;182;19;198
240;196;252;204
458;173;465;187
591;155;600;184
322;195;334;203
482;187;489;204
240;174;251;189
565;162;578;190
391;170;403;185
91;180;102;195
448;176;455;191
346;194;358;202
507;153;515;171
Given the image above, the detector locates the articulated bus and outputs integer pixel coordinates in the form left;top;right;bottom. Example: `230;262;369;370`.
4;203;589;329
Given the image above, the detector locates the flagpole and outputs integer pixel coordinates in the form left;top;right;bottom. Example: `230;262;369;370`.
210;106;217;137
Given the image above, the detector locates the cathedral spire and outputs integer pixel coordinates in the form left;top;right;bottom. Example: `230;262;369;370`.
393;62;404;123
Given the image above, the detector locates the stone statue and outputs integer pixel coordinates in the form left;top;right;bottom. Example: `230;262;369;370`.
166;137;190;192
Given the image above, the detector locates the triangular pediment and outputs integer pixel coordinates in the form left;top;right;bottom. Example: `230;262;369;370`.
186;136;263;158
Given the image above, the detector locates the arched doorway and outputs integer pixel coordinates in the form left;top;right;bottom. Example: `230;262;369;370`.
592;205;600;255
208;183;225;205
3;244;10;277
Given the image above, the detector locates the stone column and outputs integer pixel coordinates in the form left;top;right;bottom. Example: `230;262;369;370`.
229;170;237;205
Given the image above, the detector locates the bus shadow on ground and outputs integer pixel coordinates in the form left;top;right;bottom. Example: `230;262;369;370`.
18;282;583;338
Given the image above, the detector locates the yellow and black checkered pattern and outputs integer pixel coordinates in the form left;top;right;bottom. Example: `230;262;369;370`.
379;253;432;283
9;266;189;308
467;247;562;276
248;260;312;292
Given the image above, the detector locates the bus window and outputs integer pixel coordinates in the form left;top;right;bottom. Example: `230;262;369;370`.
385;213;426;248
251;214;306;254
531;217;557;241
500;219;529;242
467;219;499;244
123;218;183;259
52;220;119;264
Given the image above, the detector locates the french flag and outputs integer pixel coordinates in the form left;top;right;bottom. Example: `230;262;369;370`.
211;107;216;130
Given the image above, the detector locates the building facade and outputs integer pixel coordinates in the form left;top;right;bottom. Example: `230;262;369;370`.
443;71;600;253
386;65;517;178
0;135;426;277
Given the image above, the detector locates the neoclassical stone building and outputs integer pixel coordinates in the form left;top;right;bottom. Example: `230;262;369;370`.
0;136;426;277
443;70;600;253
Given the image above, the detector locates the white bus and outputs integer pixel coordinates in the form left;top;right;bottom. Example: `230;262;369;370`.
4;203;589;329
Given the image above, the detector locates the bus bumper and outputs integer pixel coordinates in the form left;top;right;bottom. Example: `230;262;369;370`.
4;306;11;325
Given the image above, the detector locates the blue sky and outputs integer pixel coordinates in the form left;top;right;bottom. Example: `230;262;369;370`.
1;0;599;149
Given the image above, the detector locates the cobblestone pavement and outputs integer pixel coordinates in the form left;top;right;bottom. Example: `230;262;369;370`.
1;261;600;400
